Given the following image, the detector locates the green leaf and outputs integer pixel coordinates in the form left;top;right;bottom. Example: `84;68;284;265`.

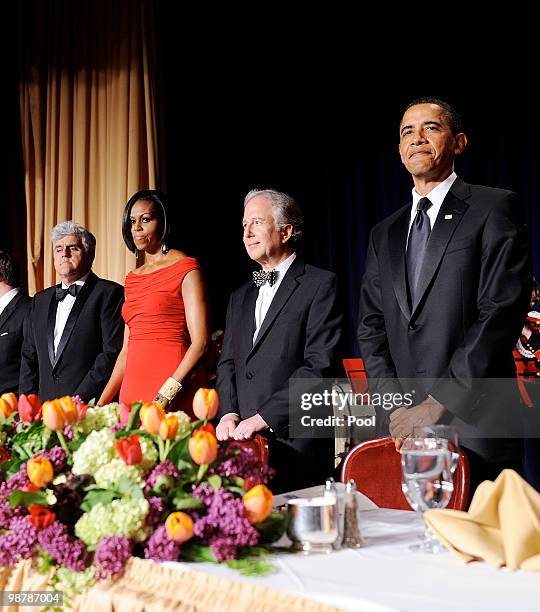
126;401;142;431
196;463;209;481
171;495;204;510
174;436;192;465
36;549;54;574
226;547;275;576
225;486;245;496
117;475;144;499
80;489;118;512
230;476;245;488
7;490;49;508
207;475;222;490
182;544;218;563
256;511;290;544
3;457;24;479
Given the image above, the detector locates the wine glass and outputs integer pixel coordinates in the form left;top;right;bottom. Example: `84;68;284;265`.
413;424;460;474
401;437;454;553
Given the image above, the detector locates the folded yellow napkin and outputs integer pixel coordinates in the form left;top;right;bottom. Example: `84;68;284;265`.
424;469;540;570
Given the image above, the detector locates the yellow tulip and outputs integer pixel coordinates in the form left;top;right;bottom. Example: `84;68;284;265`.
192;388;219;420
243;484;273;524
57;396;77;423
159;415;179;440
165;511;194;543
27;456;54;488
0;392;17;418
188;430;218;465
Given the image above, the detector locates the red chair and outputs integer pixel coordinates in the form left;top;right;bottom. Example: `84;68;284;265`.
342;357;369;396
228;434;269;465
340;436;470;510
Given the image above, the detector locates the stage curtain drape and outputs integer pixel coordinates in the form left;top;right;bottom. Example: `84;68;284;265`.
19;0;158;294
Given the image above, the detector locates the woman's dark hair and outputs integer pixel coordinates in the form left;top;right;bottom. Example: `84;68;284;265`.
122;189;170;253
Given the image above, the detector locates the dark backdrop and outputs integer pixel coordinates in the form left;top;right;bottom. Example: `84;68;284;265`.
6;5;539;359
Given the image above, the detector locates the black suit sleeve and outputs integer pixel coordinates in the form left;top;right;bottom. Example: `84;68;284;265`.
258;273;342;436
74;284;124;402
19;299;39;395
357;228;404;406
216;293;240;418
430;193;532;417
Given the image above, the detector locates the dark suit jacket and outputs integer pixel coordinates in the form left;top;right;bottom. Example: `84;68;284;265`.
19;272;124;402
357;178;532;461
0;292;32;395
217;257;342;491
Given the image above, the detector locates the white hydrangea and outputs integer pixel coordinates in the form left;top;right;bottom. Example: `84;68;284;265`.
54;566;96;596
75;497;150;548
167;411;191;439
139;436;159;471
72;428;116;476
78;403;120;434
93;458;144;489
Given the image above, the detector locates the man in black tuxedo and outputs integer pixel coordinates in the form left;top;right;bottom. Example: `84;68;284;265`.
357;97;532;489
0;251;31;395
216;189;342;492
20;221;124;402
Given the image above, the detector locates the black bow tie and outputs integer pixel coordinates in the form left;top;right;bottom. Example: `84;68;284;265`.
56;284;79;302
252;269;277;288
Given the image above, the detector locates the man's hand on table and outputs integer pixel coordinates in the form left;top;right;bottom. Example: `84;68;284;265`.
216;413;268;441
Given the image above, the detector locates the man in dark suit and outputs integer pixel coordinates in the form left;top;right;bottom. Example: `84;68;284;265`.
20;221;124;402
216;189;342;492
0;251;31;395
357;97;532;490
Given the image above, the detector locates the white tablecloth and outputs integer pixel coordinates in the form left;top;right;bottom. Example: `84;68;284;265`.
165;490;539;612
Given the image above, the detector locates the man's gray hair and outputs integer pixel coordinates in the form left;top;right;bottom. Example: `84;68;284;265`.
244;189;304;243
51;221;96;265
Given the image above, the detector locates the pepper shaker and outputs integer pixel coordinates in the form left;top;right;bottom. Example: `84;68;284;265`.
342;479;362;548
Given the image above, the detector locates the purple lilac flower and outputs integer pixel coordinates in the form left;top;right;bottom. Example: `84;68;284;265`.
145;496;165;527
94;536;132;580
144;525;180;562
144;460;179;494
192;485;259;561
0;469;30;528
0;517;38;567
111;422;123;433
36;446;67;471
37;521;88;571
62;425;75;441
211;446;275;485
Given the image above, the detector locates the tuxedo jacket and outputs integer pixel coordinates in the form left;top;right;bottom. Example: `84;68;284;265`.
19;272;124;402
357;178;532;459
0;292;32;395
216;257;342;490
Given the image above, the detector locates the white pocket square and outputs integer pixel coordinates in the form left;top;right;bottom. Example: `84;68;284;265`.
0;332;8;337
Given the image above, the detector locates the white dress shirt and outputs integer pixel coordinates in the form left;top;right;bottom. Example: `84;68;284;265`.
253;252;297;344
53;272;90;355
0;287;20;316
407;171;458;246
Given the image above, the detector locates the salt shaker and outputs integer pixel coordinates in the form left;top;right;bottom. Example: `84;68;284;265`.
324;477;344;549
342;479;362;548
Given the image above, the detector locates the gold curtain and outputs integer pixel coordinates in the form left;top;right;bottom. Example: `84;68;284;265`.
19;0;158;294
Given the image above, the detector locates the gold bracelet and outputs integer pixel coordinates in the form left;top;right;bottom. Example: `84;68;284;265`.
158;377;183;402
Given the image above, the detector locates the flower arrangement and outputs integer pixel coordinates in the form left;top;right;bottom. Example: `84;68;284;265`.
0;389;287;602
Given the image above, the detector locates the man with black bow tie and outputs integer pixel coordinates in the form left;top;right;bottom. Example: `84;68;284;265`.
0;251;31;395
20;221;124;402
357;98;531;490
216;189;342;492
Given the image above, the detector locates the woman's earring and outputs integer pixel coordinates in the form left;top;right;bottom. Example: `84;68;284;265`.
161;243;169;255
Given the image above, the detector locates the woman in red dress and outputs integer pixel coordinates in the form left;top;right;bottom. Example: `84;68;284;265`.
98;190;209;416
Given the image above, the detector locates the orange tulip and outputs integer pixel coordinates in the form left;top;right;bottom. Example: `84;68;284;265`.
42;400;68;430
27;456;54;488
192;388;219;420
193;422;216;436
243;484;273;524
18;394;42;422
165;511;194;543
188;430;218;465
140;402;165;435
0;392;17;418
57;396;78;423
159;415;179;440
